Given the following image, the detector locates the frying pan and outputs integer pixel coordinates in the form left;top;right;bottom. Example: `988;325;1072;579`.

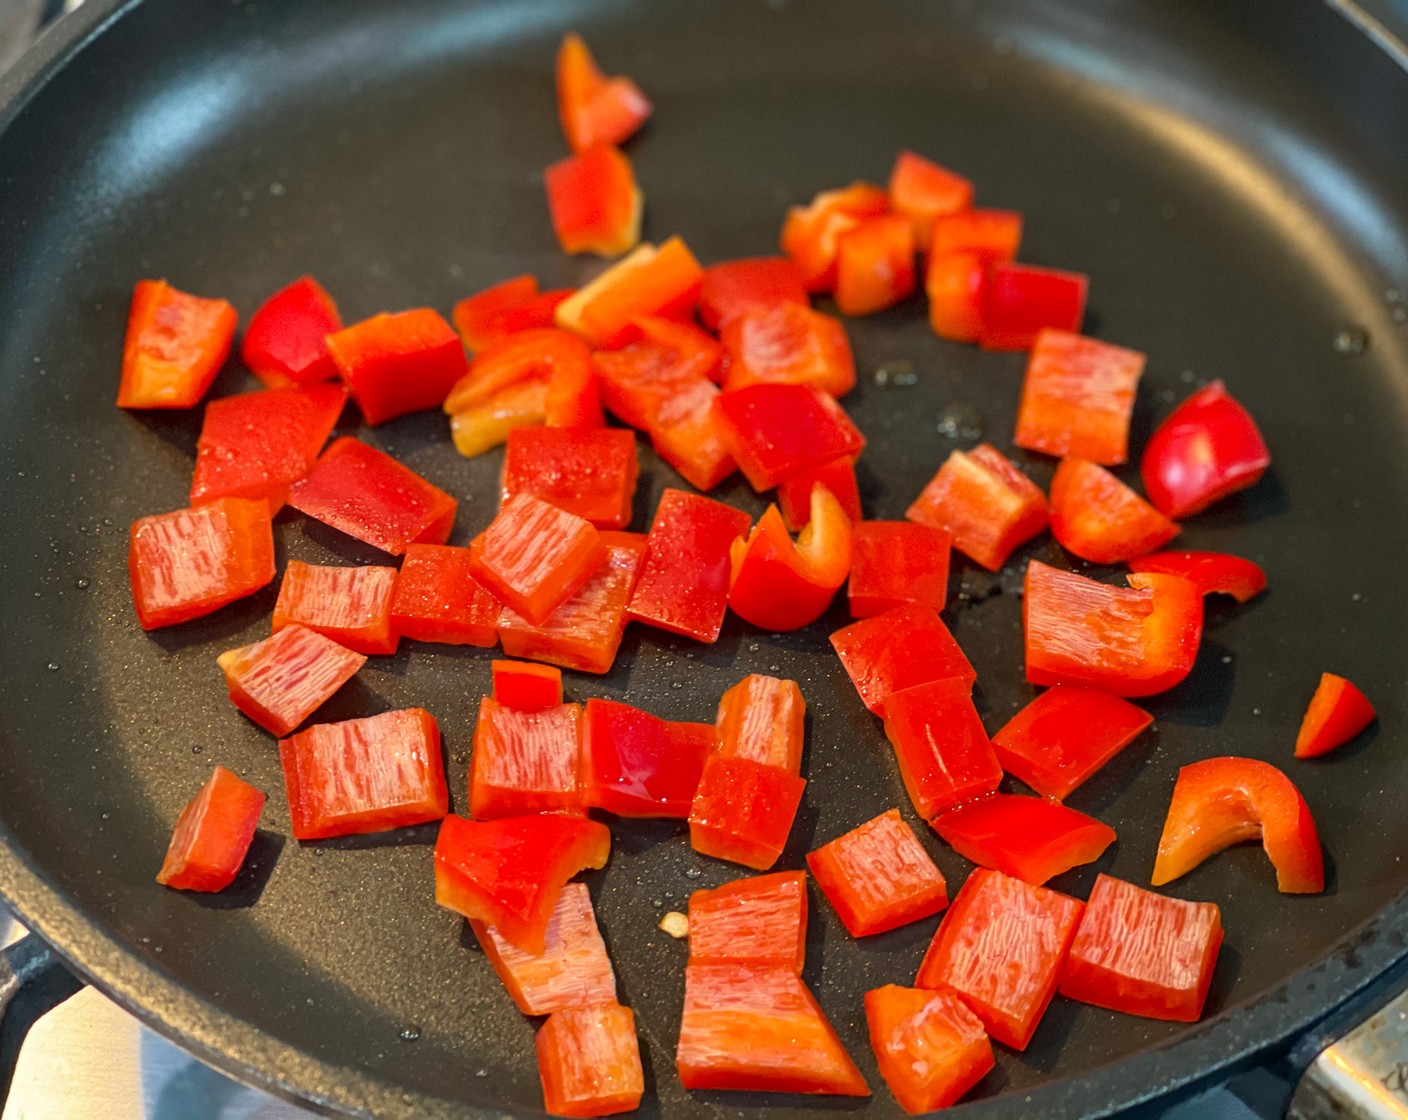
1;0;1407;1116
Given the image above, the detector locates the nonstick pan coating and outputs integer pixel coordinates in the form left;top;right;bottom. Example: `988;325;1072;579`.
0;0;1407;1116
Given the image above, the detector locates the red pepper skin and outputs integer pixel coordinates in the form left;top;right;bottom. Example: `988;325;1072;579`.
556;32;652;153
916;868;1084;1051
241;276;343;387
1059;875;1222;1022
980;264;1089;352
1025;561;1203;697
720;302;856;398
1141;380;1271;518
906;443;1048;571
501;427;638;531
865;985;993;1114
390;544;500;647
780;182;890;293
470;697;584;819
932;793;1117;886
882;679;1002;820
280;708;448;841
1049;458;1180;564
537;1001;644;1118
925;250;987;344
835;215;917;317
452;275;575;354
1153;757;1324;893
830;604;976;718
1127;551;1268;603
117;279;237;409
582;699;714;818
1015;330;1146;465
715;675;805;774
326;309;468;426
434;813;612;954
156;766;266;892
808;809;948;937
777;455;862;534
929;208;1023;263
699;257;809;331
217;625;366;737
716;383;866;492
627;489;752;643
727;487;853;632
689;755;807;871
1295;672;1376;759
492;660;565;712
288;437;457;556
272;560;399;656
546;144;643;259
992;685;1152;800
887;151;973;248
555;237;703;349
445;328;593;416
470;493;607;626
128;498;276;630
687;871;808;972
848;521;951;618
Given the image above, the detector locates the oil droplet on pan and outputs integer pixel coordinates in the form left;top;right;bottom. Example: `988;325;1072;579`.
1332;326;1369;355
935;402;983;441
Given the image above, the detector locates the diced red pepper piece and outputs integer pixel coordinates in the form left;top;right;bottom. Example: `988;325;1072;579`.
545;351;605;431
1296;672;1376;759
1127;550;1268;603
452;275;575;354
686;871;807;972
689;755;807;871
1141;380;1272;519
1024;561;1203;697
865;985;993;1114
835;214;917;317
217;624;366;737
848;521;950;618
649;379;737;491
280;708;447;841
777;455;862;533
808;809;948;937
582;699;714;818
434;813;611;954
992;685;1152;800
887;151;973;248
1059;875;1222;1022
128;498;276;630
934;794;1117;885
716;383;865;492
240;276;343;387
1015;330;1145;466
556;31;652;153
716;675;805;774
287;437;457;556
501;426;639;531
325;309;468;426
720;302;856;398
980;263;1089;352
492;660;564;712
727;486;853;632
925;251;987;344
449;379;550;459
627;489;752;643
916;868;1084;1050
444;328;593;416
929;208;1022;263
830;604;976;718
906;443;1048;571
390;544;500;647
780;183;890;293
470;493;607;626
155;766;266;892
498;532;646;675
470;697;584;819
538;1002;644;1119
272;560;399;656
677;963;869;1095
1152;757;1324;893
555;238;703;349
1049;457;1179;564
699;256;809;331
882;679;1002;820
117;279;237;409
592;317;723;428
546;144;643;258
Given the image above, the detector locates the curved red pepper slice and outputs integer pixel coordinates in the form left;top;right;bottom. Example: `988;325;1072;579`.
728;486;852;632
1140;380;1271;518
241;275;343;388
443;328;593;416
865;985;993;1113
1152;757;1324;894
1127;550;1267;603
778;455;862;534
156;766;266;892
835;214;916;318
932;793;1117;886
117;279;237;409
1295;672;1376;759
1049;457;1179;564
556;32;652;153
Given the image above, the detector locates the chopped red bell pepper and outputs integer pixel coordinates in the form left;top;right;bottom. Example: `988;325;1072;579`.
240;276;343;387
1127;550;1268;603
128;498;276;630
915;867;1084;1050
217;624;366;737
448;379;550;458
452;275;575;354
847;521;951;618
1296;672;1376;759
555;237;703;349
390;544;500;647
906;443;1048;571
434;813;611;954
887;151;973;248
272;560;399;656
881;679;1002;820
698;256;809;331
932;793;1117;885
727;486;853;632
991;685;1153;800
686;870;808;972
1049;457;1180;564
676;963;869;1095
720;302;856;398
715;383;866;492
835;215;917;317
929;208;1023;262
470;493;607;626
777;455;862;534
556;31;652;153
280;708;447;841
117;279;237;409
925;250;987;344
1141;380;1272;519
830;604;976;718
498;532;646;675
592;317;723;428
155;766;266;892
537;1001;644;1119
546;144;642;258
1152;757;1324;893
1014;330;1145;466
808;809;948;937
1024;561;1203;697
500;426;639;531
980;263;1089;352
627;489;752;643
649;379;738;491
865;985;993;1114
444;328;593;417
544;354;604;431
325;308;468;426
492;660;564;712
689;755;807;871
470;697;584;819
715;674;805;774
581;699;714;818
1059;874;1222;1022
779;182;890;293
287;437;457;556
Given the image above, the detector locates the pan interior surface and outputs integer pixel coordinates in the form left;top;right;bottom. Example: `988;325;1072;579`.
0;0;1406;1115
